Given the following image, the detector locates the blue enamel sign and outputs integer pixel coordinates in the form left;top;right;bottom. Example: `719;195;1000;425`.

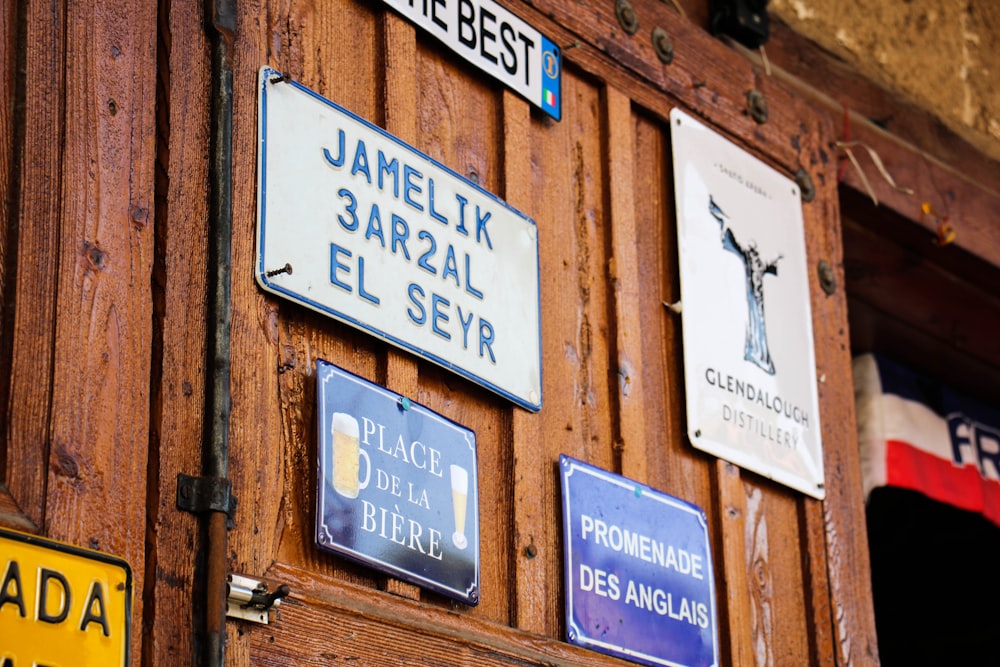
316;359;480;604
560;455;718;667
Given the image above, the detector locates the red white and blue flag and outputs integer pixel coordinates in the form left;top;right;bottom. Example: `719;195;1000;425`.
854;353;1000;526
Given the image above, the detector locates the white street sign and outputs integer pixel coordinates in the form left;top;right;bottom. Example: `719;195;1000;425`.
256;68;542;411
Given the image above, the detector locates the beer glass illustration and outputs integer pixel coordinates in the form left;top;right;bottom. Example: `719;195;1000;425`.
450;464;469;550
331;412;370;499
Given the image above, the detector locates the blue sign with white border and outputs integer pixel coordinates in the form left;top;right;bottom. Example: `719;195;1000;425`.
560;455;719;667
316;359;480;605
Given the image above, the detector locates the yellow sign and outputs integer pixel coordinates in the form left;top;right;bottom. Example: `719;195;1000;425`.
0;528;131;666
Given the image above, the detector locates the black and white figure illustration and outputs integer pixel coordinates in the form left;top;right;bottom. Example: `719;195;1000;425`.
709;195;782;375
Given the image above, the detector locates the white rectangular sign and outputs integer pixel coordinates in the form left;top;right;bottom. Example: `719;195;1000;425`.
671;108;825;499
378;0;561;120
256;68;542;411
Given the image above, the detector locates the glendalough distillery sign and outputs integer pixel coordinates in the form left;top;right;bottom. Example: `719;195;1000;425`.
255;68;542;412
670;108;825;499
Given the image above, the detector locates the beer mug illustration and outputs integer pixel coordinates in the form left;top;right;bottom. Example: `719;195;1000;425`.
331;412;370;499
450;464;469;550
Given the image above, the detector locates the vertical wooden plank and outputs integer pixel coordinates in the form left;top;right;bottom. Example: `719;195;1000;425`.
39;2;157;665
380;9;421;603
714;460;755;666
0;0;15;333
604;86;648;482
512;71;616;638
265;0;387;591
145;0;211;661
631;111;714;510
797;110;879;666
225;0;284;662
505;89;549;633
800;497;836;667
4;0;65;531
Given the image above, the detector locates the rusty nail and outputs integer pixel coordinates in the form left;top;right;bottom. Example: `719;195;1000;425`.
795;168;816;202
817;260;836;295
131;206;149;228
651;27;673;64
266;263;293;277
746;89;768;124
616;0;639;35
525;543;538;558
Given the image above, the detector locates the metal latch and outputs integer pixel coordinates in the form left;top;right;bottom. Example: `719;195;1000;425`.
176;473;238;526
226;573;291;625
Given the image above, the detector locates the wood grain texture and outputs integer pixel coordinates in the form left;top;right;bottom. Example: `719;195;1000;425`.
4;0;65;532
143;0;211;661
799;110;881;666
0;0;16;434
30;3;158;666
225;0;289;662
605;86;649;482
254;561;664;666
715;460;754;666
630;110;714;510
504;88;551;634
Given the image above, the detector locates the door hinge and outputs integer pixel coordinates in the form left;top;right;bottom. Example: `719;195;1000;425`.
227;573;291;625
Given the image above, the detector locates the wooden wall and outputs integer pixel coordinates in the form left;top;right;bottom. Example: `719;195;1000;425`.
2;0;886;665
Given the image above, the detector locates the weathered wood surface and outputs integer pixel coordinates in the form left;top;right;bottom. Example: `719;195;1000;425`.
144;0;211;662
206;0;878;665
0;0;935;664
3;0;66;534
1;2;157;666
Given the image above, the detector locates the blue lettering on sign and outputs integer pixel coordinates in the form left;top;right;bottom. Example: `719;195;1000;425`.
403;164;424;212
321;137;497;251
406;282;496;362
378;152;399;198
318;124;518;367
351;139;371;182
330;243;380;305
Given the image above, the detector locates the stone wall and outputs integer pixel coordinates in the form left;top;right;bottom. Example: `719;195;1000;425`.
769;0;1000;163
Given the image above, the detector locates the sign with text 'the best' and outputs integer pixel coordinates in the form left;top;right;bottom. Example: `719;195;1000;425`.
377;0;561;120
256;68;542;411
671;108;825;499
560;455;718;667
315;359;480;605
